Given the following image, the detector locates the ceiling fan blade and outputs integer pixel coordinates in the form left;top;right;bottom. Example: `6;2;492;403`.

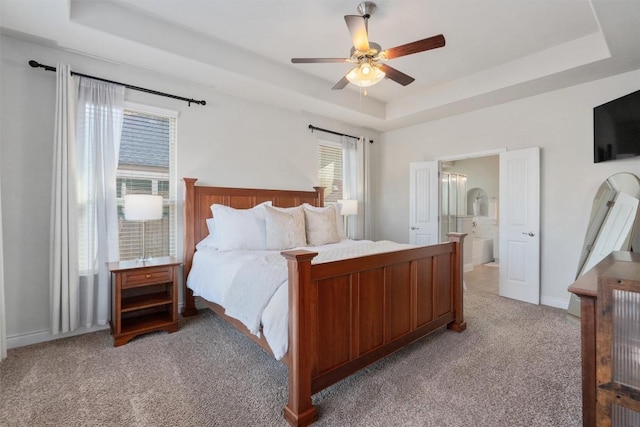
378;64;415;86
382;34;445;60
291;58;349;63
344;15;370;52
332;75;350;90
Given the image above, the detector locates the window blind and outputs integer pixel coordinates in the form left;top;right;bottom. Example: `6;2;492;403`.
318;142;343;204
117;109;177;260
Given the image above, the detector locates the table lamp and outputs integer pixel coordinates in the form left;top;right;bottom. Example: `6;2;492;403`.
338;199;358;239
124;194;163;261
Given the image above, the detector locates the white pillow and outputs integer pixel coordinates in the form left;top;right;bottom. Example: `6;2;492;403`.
196;234;218;251
210;201;271;218
303;203;346;240
206;217;216;235
210;202;271;251
264;205;307;250
196;218;219;250
303;205;341;246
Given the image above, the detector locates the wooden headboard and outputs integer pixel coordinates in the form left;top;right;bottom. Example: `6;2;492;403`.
181;178;324;315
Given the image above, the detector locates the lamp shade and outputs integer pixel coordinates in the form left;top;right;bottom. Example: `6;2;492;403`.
338;199;358;216
124;195;163;221
346;63;385;88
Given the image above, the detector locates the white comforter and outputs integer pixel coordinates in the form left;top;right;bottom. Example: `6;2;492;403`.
187;239;413;359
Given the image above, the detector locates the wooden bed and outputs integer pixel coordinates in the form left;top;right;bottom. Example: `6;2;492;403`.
182;178;466;426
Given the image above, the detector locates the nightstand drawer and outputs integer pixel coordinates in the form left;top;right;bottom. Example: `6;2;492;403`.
122;267;173;288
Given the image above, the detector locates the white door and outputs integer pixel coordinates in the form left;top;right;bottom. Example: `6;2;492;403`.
499;147;540;304
409;161;439;245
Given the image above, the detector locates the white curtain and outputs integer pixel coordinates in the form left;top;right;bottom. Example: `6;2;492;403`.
358;137;371;240
50;64;80;334
0;154;6;359
342;136;360;239
76;77;125;328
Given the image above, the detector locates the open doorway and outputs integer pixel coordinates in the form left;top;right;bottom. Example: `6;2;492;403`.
438;152;501;295
410;147;540;303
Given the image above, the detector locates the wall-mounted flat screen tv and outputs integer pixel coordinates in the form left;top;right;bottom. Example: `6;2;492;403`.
594;89;640;163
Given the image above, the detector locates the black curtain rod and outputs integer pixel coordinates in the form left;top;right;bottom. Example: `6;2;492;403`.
29;60;206;106
308;125;373;144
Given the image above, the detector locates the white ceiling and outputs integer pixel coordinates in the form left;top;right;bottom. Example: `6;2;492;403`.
2;0;640;131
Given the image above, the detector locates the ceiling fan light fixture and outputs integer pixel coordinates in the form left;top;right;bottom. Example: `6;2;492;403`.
291;2;445;90
346;62;385;87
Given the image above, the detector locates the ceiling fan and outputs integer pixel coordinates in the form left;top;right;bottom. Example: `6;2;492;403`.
291;2;445;91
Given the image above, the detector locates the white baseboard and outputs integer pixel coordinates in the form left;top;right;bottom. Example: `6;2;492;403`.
7;301;187;349
7;324;109;349
540;295;569;310
463;262;474;273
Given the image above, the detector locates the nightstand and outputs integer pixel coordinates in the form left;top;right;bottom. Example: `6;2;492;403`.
108;256;181;347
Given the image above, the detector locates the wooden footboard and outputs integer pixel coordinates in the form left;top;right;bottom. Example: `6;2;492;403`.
182;178;465;427
281;234;465;426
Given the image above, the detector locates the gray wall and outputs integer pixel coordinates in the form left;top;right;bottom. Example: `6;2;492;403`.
0;34;379;347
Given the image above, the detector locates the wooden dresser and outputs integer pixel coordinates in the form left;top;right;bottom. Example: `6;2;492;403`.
568;251;640;426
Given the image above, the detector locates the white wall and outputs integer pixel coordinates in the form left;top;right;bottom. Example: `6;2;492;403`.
0;136;5;360
376;69;640;307
0;35;379;347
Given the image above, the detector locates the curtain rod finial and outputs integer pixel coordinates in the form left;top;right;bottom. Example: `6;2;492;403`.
29;60;40;68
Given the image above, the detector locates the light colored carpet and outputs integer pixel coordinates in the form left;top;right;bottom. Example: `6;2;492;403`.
1;287;581;427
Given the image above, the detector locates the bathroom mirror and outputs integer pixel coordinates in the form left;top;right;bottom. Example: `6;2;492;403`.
568;172;640;317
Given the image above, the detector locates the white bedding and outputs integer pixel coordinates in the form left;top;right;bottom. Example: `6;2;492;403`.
187;239;413;360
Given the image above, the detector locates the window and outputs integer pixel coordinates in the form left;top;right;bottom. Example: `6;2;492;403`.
116;104;177;260
318;141;343;205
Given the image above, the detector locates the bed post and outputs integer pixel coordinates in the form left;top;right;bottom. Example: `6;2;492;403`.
312;186;325;207
281;249;319;427
182;178;198;317
446;232;467;332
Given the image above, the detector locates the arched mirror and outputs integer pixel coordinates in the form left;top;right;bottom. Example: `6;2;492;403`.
568;172;640;317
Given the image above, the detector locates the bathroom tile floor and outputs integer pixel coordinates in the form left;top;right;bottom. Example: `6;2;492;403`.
464;263;499;295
